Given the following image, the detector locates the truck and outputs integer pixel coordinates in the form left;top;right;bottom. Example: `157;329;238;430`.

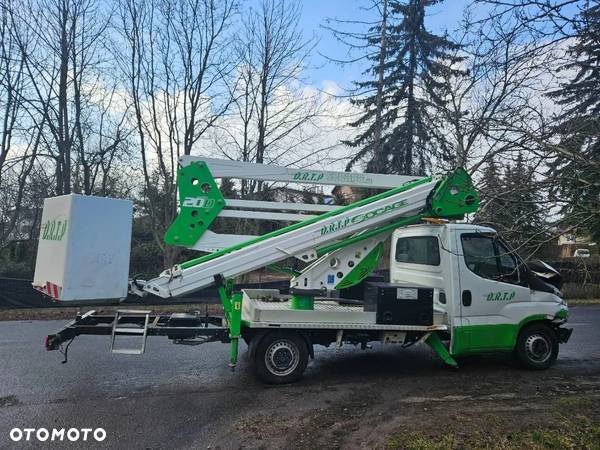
36;157;572;384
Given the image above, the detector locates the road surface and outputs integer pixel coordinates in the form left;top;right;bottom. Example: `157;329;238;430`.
1;305;599;449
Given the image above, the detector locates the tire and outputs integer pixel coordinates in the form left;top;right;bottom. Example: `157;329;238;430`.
515;323;559;370
253;331;309;384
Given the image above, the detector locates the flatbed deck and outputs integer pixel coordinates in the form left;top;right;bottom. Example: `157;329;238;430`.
241;289;447;331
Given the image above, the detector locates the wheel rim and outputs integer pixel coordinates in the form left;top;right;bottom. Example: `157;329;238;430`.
525;333;551;363
265;339;299;376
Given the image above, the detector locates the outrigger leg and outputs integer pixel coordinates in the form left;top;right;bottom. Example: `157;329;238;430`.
426;332;458;368
215;276;242;370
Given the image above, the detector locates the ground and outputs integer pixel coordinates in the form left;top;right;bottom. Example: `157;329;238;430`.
0;305;599;449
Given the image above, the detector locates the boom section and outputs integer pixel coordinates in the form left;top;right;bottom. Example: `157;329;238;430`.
180;156;419;188
143;177;438;298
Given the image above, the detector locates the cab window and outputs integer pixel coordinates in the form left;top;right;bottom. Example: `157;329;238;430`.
497;241;519;283
395;236;440;265
461;235;500;279
461;234;520;283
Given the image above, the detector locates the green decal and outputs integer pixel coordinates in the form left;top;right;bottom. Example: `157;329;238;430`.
486;291;516;302
181;196;215;209
164;162;225;247
293;171;324;182
41;219;68;241
320;200;407;236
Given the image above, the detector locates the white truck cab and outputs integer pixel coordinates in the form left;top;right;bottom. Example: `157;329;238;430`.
391;223;569;360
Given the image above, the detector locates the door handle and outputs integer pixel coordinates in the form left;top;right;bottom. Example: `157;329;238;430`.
462;290;472;306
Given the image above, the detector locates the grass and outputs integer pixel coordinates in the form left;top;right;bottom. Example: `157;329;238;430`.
387;418;600;450
568;298;600;305
385;396;600;450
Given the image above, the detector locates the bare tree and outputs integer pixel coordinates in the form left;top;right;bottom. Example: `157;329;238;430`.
438;8;555;174
6;0;128;196
0;0;42;248
117;0;237;265
438;0;596;259
0;1;24;182
214;0;328;199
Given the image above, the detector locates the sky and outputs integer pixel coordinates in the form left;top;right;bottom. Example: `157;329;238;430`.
294;0;471;88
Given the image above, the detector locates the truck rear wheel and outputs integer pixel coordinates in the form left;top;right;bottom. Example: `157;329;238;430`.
253;331;309;384
515;323;558;370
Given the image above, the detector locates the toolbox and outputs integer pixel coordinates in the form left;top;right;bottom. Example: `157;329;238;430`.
363;282;433;325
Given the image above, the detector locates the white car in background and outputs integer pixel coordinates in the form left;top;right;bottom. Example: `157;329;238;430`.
573;248;591;258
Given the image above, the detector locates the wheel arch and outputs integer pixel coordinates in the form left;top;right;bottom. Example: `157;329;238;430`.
245;328;314;362
513;315;558;349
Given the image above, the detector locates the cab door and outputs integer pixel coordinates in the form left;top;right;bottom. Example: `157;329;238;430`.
453;232;530;354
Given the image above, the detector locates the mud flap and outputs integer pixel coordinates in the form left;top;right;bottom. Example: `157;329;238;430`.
426;332;458;368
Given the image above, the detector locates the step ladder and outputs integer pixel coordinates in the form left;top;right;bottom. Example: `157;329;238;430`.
110;310;151;354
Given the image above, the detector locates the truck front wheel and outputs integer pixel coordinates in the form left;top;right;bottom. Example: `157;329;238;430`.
253;331;309;384
515;323;559;370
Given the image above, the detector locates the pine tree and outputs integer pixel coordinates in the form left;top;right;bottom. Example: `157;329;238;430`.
476;154;547;258
345;0;464;176
547;3;600;241
502;153;546;257
475;157;505;225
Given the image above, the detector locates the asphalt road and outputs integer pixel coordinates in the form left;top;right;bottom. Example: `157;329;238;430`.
1;305;599;449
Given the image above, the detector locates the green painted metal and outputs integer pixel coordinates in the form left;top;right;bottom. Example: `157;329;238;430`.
178;175;433;270
290;295;314;310
426;332;458;368
451;314;549;356
335;242;384;290
217;280;242;368
165;162;225;247
427;167;479;218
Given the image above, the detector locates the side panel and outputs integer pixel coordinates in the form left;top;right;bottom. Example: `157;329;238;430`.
33;195;73;298
63;195;133;300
